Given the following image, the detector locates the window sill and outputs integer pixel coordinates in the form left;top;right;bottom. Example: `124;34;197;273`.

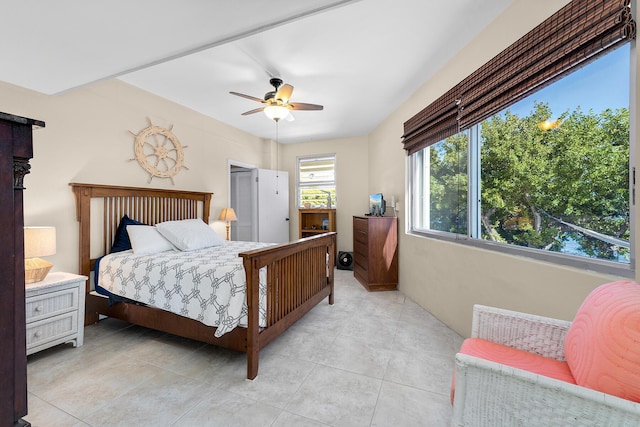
408;229;634;279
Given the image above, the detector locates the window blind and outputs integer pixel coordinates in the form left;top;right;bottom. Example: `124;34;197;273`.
402;0;636;155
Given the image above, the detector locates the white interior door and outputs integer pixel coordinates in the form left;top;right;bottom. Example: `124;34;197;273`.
254;168;290;243
230;169;254;241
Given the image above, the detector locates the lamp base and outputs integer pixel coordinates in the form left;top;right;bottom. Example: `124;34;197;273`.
225;223;231;241
25;258;53;284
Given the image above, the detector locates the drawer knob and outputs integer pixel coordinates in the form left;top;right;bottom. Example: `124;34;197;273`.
34;330;42;338
35;306;43;312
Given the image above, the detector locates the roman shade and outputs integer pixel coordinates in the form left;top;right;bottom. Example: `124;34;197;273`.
402;0;636;155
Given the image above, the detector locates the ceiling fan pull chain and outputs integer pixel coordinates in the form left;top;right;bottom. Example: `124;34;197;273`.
275;120;279;195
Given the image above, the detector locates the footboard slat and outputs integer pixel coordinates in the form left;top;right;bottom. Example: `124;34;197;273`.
241;232;336;379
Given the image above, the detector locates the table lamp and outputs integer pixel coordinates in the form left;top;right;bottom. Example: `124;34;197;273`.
24;226;56;283
218;208;238;241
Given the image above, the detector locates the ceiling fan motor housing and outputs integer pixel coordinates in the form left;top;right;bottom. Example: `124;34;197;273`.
265;78;283;101
269;77;283;90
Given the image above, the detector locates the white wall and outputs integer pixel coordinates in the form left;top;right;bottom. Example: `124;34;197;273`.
1;79;270;275
368;0;634;336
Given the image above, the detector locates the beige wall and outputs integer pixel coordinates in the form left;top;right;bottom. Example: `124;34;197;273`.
1;79;270;275
368;0;635;337
281;136;369;253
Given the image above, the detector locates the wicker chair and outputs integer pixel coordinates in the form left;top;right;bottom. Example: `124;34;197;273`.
451;303;640;426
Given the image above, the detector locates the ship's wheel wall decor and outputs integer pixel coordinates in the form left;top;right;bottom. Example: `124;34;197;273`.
129;117;188;185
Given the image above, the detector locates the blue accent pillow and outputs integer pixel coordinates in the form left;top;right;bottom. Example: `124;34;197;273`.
111;214;145;253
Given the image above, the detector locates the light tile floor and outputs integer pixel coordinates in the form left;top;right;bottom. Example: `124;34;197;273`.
25;269;463;427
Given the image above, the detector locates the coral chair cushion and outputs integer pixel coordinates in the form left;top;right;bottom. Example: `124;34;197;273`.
451;337;576;402
460;338;576;383
564;280;640;403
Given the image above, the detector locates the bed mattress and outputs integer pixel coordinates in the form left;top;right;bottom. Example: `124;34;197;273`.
97;241;272;337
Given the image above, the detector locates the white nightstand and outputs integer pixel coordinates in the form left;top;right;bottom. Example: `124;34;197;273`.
25;272;87;355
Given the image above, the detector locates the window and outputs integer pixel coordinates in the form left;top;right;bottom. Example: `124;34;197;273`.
413;132;468;235
405;1;635;275
410;45;631;271
297;154;336;208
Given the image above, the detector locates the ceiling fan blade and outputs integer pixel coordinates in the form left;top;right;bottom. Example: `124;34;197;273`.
241;107;265;115
230;91;265;103
289;102;323;111
276;84;294;103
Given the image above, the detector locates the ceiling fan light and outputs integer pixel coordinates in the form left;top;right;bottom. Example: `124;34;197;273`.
264;105;290;122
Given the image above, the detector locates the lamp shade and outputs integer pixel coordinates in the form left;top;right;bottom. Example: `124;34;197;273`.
264;105;290;122
218;208;238;222
24;226;56;283
24;226;56;258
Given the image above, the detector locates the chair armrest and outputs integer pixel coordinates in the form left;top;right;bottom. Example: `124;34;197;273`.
472;304;571;360
452;353;640;426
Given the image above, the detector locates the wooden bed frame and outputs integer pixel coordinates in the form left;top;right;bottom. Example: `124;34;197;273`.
70;183;335;379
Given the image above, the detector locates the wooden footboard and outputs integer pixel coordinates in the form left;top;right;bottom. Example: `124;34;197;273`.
242;232;335;378
69;182;335;379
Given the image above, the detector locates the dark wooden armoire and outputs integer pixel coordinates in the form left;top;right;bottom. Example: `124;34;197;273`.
0;112;44;427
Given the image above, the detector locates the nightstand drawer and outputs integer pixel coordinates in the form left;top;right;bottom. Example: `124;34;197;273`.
26;287;79;323
26;311;78;349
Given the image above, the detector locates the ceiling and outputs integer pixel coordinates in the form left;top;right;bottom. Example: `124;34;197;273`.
2;0;512;144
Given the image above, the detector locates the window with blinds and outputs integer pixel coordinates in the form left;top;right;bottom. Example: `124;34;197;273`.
402;0;636;155
406;0;635;276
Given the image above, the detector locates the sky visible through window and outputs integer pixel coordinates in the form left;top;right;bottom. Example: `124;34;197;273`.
508;44;630;118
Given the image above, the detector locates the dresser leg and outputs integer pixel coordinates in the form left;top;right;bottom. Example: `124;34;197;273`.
15;419;31;427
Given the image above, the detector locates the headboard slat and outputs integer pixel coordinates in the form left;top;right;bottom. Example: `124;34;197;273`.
70;183;212;280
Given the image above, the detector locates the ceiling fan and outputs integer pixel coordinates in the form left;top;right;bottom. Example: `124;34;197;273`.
230;78;323;121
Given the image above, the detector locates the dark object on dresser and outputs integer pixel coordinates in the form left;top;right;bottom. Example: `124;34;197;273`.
352;216;398;291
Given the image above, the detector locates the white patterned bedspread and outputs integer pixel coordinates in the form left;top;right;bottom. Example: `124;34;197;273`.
97;241;273;337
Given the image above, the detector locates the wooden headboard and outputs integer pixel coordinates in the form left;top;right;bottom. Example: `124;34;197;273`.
69;183;212;284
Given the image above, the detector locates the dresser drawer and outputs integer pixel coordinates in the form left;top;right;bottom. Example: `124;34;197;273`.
353;263;369;281
26;311;78;349
354;228;368;245
354;240;368;258
26;287;79;323
353;217;369;234
353;249;368;271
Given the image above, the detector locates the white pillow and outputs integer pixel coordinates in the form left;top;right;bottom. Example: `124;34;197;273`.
155;218;225;251
126;225;176;254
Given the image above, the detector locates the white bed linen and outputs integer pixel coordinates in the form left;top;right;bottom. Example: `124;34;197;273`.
97;241;272;337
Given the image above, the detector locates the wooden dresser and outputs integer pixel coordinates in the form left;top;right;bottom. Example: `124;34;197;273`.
0;112;43;427
352;216;398;291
